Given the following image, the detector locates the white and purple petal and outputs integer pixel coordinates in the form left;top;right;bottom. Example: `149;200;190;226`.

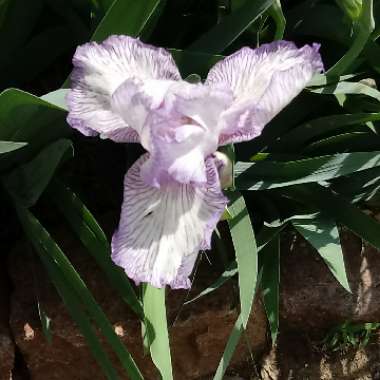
112;79;233;187
111;154;227;289
66;35;181;142
206;41;324;145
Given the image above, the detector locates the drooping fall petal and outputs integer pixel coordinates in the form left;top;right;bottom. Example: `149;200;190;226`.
111;154;227;289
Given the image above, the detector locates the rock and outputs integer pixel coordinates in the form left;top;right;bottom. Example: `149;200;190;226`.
8;225;268;380
0;256;14;380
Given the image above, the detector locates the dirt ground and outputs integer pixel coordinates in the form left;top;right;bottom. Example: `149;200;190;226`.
260;330;380;380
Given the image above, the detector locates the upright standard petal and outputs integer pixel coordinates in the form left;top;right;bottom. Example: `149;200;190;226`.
111;154;227;289
206;41;323;145
66;35;181;142
112;80;233;186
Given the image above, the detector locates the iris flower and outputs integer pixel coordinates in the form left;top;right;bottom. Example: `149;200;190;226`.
66;36;323;289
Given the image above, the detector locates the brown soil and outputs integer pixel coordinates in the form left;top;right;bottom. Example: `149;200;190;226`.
261;330;380;380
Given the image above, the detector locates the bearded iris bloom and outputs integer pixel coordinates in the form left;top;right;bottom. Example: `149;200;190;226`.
66;36;323;289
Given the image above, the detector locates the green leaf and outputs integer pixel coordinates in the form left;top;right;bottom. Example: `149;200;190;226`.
331;166;380;197
0;88;68;137
3;139;73;207
15;206;144;380
283;184;380;251
292;216;351;292
307;73;360;87
37;301;52;344
186;222;286;305
309;80;380;101
274;113;380;152
143;285;173;380
257;224;287;251
0;88;69;171
15;205;122;380
235;152;380;191
268;0;285;40
169;49;223;78
48;179;144;319
61;0;164;88
0;25;81;87
0;141;27;154
213;314;244;380
185;261;238;304
0;0;43;59
189;0;274;54
227;192;258;328
302;131;375;154
92;0;164;42
213;269;263;380
40;89;69;111
327;0;374;76
260;235;280;343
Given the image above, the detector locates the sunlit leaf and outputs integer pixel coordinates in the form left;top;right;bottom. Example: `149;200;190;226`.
0;141;27;154
143;285;173;380
293;215;351;292
227;192;258;328
235;152;380;190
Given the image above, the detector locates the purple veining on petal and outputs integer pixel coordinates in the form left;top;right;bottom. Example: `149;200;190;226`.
66;35;181;142
206;40;324;145
111;154;227;289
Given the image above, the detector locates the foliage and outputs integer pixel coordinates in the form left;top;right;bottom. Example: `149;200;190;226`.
1;0;380;379
323;321;380;352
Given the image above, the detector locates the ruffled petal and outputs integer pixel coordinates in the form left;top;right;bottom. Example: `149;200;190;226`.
206;41;323;145
112;79;233;186
111;154;227;289
66;35;181;142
